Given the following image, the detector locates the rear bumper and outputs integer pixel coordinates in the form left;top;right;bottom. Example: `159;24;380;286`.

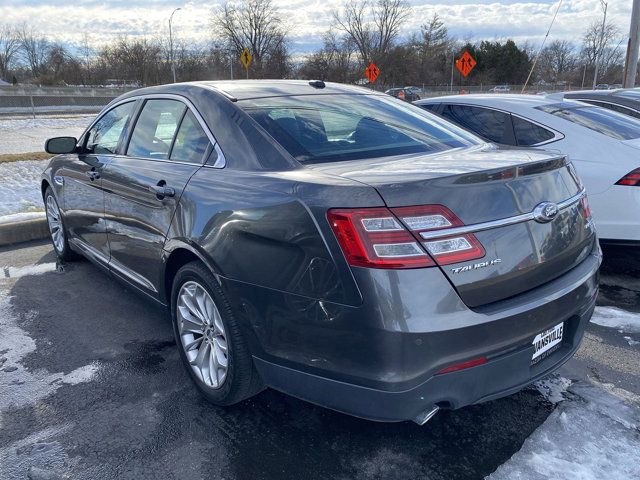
254;304;592;422
249;245;600;423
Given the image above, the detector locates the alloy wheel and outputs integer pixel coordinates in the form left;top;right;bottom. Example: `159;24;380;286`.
46;195;65;254
177;281;229;388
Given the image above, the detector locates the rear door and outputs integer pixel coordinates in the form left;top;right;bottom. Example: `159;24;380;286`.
101;97;214;297
62;101;136;261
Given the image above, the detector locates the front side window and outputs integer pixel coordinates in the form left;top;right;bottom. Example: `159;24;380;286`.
85;102;135;155
170;110;212;164
512;116;556;146
239;94;479;163
536;102;640;140
439;104;511;144
127;99;186;159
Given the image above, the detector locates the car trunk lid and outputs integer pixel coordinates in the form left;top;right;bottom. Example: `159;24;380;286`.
310;145;595;307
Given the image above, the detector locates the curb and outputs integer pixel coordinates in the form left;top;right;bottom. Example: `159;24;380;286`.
0;218;49;248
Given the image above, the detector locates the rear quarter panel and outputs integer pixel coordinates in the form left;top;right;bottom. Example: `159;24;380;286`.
165;167;383;307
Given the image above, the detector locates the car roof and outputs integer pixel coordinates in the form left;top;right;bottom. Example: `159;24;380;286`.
553;89;640;107
197;80;381;101
116;80;383;102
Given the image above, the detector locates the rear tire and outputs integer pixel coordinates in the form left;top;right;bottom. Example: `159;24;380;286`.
44;187;78;261
170;260;263;405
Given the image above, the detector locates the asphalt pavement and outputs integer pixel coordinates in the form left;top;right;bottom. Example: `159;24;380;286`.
0;241;638;480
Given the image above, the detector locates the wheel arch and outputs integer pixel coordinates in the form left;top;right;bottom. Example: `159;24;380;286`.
162;240;220;306
41;179;51;200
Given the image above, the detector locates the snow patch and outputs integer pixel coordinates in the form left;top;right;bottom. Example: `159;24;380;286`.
0;114;91;154
0;159;48;216
488;381;640;480
2;263;59;279
0;289;101;411
0;211;45;224
534;375;572;404
590;306;640;334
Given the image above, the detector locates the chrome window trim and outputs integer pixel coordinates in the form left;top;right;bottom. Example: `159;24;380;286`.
80;94;226;168
433;102;565;146
419;188;586;240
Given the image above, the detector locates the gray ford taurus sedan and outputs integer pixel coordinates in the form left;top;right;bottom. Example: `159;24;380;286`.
42;80;600;424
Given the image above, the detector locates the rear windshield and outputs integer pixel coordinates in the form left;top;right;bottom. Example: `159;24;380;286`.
239;94;480;163
536;102;640;140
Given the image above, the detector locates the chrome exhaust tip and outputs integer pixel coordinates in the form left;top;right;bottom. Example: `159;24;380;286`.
413;405;440;425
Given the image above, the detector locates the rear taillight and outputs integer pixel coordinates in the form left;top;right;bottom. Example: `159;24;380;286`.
615;168;640;186
579;196;592;220
327;205;485;269
327;208;434;269
391;205;485;266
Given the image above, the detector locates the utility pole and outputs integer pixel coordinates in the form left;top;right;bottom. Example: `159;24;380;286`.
623;0;640;88
592;0;608;89
169;7;181;84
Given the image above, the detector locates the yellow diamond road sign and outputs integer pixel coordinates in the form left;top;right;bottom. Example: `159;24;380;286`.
240;48;252;69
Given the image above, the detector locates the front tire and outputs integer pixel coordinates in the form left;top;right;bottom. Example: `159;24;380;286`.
44;187;77;261
170;261;263;405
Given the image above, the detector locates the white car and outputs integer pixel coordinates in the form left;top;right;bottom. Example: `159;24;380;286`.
489;85;511;93
415;94;640;245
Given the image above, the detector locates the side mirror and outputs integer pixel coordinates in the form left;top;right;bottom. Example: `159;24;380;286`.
45;136;78;155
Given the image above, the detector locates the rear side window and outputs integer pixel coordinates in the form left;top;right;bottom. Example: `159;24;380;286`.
239;94;479;163
439;104;511;144
512;116;556;146
536;102;640;140
127;99;186;159
85;102;135;154
170;110;212;164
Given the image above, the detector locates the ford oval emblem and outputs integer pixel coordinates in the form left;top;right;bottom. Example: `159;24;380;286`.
533;202;559;223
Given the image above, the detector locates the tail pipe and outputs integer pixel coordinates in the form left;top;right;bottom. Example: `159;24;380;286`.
413;405;440;425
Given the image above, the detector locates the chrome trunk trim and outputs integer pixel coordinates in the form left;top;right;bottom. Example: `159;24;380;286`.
419;188;586;240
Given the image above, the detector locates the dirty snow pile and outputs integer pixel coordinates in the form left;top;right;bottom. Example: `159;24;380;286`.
0;115;91;155
488;376;640;480
0;159;48;218
591;306;640;346
590;306;640;333
0;286;101;411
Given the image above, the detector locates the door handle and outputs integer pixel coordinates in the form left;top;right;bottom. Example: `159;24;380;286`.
149;184;175;199
85;169;100;181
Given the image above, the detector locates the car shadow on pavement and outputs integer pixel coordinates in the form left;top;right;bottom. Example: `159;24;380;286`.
2;250;555;480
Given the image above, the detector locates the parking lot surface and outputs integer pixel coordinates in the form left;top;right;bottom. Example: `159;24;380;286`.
1;241;639;479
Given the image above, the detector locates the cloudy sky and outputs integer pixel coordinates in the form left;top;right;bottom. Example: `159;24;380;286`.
2;0;634;54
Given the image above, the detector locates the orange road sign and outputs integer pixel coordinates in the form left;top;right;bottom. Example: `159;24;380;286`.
455;51;476;78
364;62;380;83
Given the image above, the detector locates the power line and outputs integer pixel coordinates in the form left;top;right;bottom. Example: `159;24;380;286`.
521;0;564;94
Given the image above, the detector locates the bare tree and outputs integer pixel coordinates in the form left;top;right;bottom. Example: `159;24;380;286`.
333;0;410;65
0;24;20;80
538;40;577;82
211;0;288;78
582;20;623;80
99;37;163;86
18;25;50;78
299;30;357;82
